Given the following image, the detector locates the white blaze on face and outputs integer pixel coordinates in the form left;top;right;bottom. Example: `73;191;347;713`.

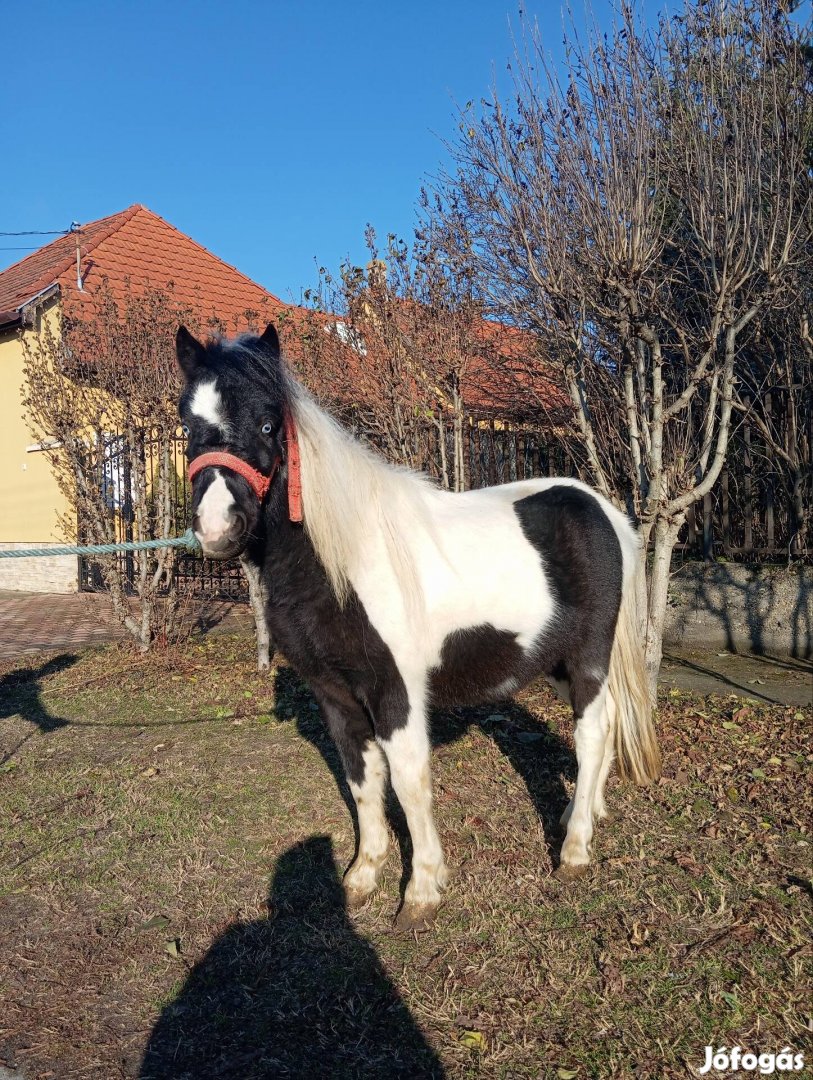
195;470;235;546
189;380;227;433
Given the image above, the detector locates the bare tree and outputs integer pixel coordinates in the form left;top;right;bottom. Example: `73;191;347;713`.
433;0;812;697
22;281;202;650
733;296;813;557
296;228;495;490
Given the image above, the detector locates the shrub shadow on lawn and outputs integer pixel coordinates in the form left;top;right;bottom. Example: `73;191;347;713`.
0;653;78;764
139;835;445;1080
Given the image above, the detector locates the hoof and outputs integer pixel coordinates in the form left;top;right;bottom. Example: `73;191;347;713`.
343;854;387;911
344;886;374;911
596;809;618;826
395;902;439;932
554;862;590;883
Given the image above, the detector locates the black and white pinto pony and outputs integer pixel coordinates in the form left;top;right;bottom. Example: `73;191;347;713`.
177;323;661;929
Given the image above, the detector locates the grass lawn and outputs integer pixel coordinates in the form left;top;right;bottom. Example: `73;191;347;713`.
0;636;810;1079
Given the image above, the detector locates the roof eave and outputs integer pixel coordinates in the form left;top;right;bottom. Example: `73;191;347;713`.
0;282;61;332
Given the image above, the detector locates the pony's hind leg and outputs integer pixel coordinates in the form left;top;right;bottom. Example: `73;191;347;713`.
557;677;610;881
378;689;448;930
592;688;617;822
313;686;390;908
559;686;616;830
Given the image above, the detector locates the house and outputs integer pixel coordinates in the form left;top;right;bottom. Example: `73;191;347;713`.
0;205;569;596
0;204;284;592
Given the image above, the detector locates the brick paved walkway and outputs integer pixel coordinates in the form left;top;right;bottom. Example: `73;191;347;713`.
1;592;809;707
0;591;251;661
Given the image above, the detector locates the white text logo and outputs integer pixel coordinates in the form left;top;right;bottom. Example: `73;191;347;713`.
698;1046;804;1075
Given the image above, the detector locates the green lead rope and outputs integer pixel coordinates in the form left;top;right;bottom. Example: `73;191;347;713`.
0;529;202;559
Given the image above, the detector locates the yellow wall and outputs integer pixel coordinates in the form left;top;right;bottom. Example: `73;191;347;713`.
0;308;73;543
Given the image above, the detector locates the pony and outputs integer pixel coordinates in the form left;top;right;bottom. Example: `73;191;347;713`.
176;322;661;929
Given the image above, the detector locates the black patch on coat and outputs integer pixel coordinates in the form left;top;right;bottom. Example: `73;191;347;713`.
428;487;624;717
243;477;410;787
429;624;525;706
514;486;624;715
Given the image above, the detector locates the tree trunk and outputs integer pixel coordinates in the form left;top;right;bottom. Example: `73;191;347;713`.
644;516;683;703
241;556;273;671
435;411;450;490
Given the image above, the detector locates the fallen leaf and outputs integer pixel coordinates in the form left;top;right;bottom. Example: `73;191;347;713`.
600;960;625;994
557;1068;580;1079
163;938;181;958
629;920;651;946
454;1014;479;1028
730;924;758;942
459;1030;486;1051
674;852;703;877
139;915;170;931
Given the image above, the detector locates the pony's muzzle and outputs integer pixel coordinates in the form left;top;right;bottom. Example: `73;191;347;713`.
192;508;247;558
191;468;249;557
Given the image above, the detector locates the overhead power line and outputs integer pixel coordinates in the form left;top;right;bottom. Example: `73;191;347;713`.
0;228;72;237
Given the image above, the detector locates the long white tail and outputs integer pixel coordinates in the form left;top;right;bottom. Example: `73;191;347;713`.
608;575;661;784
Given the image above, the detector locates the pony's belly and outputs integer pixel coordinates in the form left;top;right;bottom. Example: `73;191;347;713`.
428;623;533;707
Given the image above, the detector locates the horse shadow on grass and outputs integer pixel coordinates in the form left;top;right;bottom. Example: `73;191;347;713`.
0;654;78;764
273;666;575;897
139;835;445;1080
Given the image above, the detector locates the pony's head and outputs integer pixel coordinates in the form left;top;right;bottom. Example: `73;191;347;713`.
176;323;288;559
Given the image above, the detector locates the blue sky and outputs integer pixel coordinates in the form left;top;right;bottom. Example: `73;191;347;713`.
1;0;673;302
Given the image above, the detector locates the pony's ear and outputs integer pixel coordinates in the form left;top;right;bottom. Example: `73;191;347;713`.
259;322;281;359
176;326;205;379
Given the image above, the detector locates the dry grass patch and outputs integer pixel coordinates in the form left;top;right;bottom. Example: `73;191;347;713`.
0;638;810;1078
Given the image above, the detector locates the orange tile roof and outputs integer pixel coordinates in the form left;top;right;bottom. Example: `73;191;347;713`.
0;204;284;331
0;204;567;418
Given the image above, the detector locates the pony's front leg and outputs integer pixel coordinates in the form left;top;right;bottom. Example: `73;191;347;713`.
314;688;390;908
379;691;449;930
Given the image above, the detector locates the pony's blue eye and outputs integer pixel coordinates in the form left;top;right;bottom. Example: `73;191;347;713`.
261;422;273;435
181;424;190;436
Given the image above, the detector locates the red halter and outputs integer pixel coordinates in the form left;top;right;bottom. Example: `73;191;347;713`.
187;413;303;523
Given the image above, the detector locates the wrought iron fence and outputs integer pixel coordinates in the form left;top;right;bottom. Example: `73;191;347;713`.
79;408;809;600
79;429;247;599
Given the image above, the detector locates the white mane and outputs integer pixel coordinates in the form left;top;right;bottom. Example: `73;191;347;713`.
284;373;434;615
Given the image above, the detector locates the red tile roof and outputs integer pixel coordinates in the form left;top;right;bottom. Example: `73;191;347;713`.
0;204;284;330
0;204;567;418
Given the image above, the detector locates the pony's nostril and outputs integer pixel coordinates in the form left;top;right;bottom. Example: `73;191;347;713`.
229;512;247;539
